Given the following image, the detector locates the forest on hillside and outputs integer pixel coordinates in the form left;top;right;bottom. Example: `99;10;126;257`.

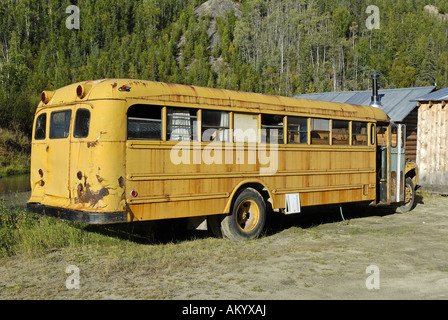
1;0;448;134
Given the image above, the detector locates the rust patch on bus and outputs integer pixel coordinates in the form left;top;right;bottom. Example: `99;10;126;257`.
76;183;110;207
87;141;98;148
111;82;118;89
391;171;397;197
118;176;125;188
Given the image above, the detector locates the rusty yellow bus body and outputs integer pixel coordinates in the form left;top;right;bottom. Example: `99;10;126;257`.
27;79;414;239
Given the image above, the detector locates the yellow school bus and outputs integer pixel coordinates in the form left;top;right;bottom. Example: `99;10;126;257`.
27;79;418;240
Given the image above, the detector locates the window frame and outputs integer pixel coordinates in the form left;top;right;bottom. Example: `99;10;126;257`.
34;113;47;140
201;109;230;142
287;116;308;144
332;119;350;145
352;121;368;146
310;118;330;145
166;107;198;142
73;108;91;139
261;114;284;144
49;109;72;140
127;104;163;141
233;113;258;143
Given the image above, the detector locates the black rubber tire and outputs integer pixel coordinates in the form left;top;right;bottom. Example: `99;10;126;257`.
396;177;415;213
220;188;267;241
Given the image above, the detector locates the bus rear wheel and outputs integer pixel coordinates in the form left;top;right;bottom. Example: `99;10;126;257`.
396;177;415;213
220;188;267;241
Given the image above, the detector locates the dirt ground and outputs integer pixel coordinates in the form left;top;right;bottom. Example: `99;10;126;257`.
1;190;448;300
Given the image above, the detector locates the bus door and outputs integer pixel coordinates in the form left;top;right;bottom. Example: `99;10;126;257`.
390;124;406;203
376;124;405;204
45;108;73;198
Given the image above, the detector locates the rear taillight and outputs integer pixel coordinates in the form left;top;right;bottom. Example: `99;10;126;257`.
77;171;83;180
76;84;91;99
38;169;44;186
41;91;54;104
76;85;84;98
130;190;138;198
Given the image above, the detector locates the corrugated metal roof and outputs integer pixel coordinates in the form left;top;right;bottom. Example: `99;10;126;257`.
295;86;436;122
416;87;448;101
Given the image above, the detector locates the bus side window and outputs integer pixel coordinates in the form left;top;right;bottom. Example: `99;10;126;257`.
287;116;308;144
261;114;284;144
311;118;330;145
73;109;91;138
352;121;368;146
202;110;230;142
34;113;47;140
233;113;258;143
127;104;163;140
391;126;397;147
50;110;72;139
167;107;198;141
332;120;349;145
370;124;376;146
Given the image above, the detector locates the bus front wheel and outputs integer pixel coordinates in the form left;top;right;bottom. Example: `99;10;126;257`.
219;188;267;241
396;177;415;213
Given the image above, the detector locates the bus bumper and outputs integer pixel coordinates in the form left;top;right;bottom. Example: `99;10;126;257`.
27;202;128;224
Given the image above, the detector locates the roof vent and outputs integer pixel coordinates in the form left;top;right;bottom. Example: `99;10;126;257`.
369;73;382;108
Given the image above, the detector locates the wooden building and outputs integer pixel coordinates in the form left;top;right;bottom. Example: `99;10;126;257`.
416;88;448;190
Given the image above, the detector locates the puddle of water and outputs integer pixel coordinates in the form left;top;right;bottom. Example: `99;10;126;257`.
0;174;31;194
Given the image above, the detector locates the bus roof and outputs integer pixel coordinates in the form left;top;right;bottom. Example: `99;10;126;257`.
38;79;390;122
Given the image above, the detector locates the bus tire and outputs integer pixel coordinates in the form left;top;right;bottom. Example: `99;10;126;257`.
396;177;415;213
221;188;266;241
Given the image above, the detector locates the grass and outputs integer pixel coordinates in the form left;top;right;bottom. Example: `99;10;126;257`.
0;199;266;275
0;199;123;258
0;127;30;177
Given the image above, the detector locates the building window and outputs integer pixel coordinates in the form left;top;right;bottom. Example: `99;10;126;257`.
352;121;368;146
311;118;330;145
287;116;308;144
261;114;284;144
73;109;91;138
201;110;230;142
127;105;163;140
167;107;198;141
34;113;47;140
332;120;349;145
50;110;72;139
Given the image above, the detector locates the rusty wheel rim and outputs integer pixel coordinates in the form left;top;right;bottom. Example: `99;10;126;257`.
404;183;412;204
236;200;260;233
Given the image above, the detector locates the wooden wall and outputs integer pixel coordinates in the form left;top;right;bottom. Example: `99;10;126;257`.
417;102;448;187
401;107;418;162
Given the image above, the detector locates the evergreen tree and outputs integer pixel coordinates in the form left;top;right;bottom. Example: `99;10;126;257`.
1;0;448;134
